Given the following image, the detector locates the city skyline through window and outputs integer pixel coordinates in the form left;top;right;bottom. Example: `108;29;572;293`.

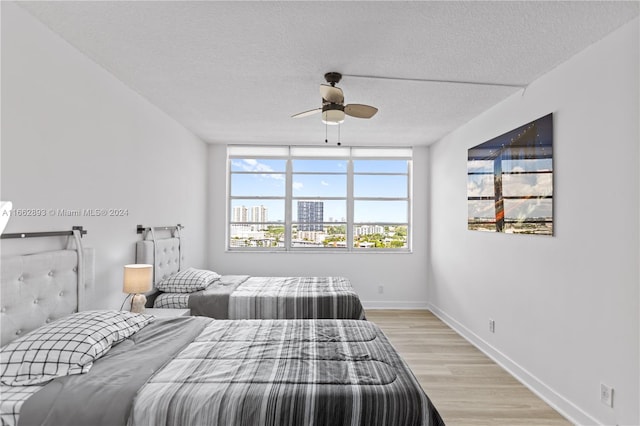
228;146;412;250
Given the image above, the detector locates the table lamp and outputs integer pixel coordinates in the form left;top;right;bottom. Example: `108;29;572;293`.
123;264;152;313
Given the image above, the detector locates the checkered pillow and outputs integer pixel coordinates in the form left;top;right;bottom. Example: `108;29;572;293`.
153;293;190;309
0;310;154;386
156;268;221;293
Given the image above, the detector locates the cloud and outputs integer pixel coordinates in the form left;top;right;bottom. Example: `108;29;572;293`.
242;159;274;173
232;159;285;182
502;172;552;197
320;180;329;186
467;160;492;173
467;175;493;197
292;182;304;190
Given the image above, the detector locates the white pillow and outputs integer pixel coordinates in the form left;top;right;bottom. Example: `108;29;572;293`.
155;268;221;293
0;310;154;386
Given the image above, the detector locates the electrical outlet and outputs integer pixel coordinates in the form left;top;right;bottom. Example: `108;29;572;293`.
377;285;384;294
489;319;495;333
600;383;613;407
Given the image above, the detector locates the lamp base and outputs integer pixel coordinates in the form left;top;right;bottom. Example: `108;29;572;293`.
130;294;147;313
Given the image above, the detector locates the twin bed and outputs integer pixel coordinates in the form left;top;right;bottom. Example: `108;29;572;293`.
137;238;366;320
0;231;444;426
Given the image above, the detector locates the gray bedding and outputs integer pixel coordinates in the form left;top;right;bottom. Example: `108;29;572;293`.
154;275;367;320
15;318;444;426
188;277;245;318
18;317;208;426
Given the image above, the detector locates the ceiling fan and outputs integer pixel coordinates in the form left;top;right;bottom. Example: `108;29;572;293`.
292;72;378;125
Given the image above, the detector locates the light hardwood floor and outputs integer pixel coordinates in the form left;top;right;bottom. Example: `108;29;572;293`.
366;310;572;426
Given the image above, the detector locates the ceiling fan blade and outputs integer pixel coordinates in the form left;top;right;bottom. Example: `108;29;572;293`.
291;108;322;118
344;104;378;119
320;84;344;104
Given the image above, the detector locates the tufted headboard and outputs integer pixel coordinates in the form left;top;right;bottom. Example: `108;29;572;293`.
0;248;95;346
136;238;184;285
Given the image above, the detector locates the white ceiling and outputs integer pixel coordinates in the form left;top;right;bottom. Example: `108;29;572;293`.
17;1;639;146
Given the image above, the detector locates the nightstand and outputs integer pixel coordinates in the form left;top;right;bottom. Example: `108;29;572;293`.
144;308;191;317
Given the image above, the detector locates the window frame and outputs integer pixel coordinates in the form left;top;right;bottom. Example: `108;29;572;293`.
227;146;412;252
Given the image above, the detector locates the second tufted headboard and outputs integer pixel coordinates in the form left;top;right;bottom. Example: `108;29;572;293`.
136;238;184;285
0;248;95;347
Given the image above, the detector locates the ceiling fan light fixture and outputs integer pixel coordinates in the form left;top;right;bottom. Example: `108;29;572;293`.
322;109;345;125
292;72;377;127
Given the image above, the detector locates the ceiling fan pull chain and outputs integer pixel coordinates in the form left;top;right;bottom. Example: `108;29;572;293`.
337;124;341;146
325;121;328;143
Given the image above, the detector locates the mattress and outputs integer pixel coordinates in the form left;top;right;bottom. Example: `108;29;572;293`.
154;275;366;320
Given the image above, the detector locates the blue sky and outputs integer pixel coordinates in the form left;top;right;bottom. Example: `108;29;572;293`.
231;158;409;223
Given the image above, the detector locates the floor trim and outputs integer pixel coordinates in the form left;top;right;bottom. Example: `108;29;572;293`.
427;303;596;426
361;301;429;310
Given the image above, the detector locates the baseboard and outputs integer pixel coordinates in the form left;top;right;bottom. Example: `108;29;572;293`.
362;301;429;310
427;303;597;426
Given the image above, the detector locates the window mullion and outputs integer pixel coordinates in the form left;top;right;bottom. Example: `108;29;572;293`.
347;158;354;251
285;157;293;249
407;159;413;251
226;157;232;250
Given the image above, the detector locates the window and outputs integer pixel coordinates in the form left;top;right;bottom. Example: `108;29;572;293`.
228;146;412;251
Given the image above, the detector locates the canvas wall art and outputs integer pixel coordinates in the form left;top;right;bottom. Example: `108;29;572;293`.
467;113;553;235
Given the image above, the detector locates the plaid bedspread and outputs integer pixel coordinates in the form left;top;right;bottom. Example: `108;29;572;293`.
228;276;366;319
129;319;442;426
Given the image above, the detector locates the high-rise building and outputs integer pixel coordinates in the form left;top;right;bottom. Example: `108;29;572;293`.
298;201;323;231
232;206;248;222
250;205;268;223
232;205;268;223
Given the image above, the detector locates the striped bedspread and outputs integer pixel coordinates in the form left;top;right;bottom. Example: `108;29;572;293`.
228;276;366;320
154;275;367;320
130;319;442;426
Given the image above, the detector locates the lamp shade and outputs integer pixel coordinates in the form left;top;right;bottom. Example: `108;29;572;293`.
123;264;153;294
322;109;345;125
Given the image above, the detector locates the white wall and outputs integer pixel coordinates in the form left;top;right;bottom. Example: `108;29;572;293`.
1;3;209;309
207;144;430;309
4;1;636;422
429;18;639;426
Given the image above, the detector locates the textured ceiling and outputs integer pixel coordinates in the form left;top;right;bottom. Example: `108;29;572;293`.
17;1;639;146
